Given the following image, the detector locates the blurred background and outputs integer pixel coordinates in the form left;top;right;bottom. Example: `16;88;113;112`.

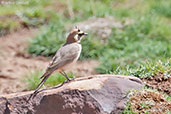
0;0;170;102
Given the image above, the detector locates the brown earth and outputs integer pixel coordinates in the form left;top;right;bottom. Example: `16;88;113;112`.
142;72;171;95
0;28;49;94
0;28;99;94
129;90;171;114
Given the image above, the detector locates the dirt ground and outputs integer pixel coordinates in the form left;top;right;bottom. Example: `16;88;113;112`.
142;72;171;95
129;90;171;114
128;72;171;113
0;29;99;94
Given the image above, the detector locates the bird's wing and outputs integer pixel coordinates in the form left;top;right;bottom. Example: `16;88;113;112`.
45;43;81;75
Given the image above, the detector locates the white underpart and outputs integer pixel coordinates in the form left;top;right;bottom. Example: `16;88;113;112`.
73;43;82;63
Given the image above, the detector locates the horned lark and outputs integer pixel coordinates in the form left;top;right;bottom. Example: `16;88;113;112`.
34;27;88;93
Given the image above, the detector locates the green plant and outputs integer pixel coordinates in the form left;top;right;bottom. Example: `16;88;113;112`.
96;15;171;75
151;1;171;18
0;19;19;36
0;0;56;35
28;14;66;56
166;95;171;101
122;102;136;114
24;70;73;90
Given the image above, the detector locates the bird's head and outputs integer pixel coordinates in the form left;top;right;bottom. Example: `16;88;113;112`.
66;26;88;44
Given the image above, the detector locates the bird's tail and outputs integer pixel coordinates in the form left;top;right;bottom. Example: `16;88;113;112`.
28;72;51;101
34;72;51;93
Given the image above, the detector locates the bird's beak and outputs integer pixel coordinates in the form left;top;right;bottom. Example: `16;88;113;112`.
83;32;88;36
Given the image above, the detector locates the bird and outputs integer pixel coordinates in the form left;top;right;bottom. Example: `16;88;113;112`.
34;26;88;94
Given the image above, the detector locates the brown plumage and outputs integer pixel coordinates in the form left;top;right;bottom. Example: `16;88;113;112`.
33;27;88;93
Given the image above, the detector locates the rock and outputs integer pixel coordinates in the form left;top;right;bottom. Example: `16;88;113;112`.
74;17;123;38
0;75;143;114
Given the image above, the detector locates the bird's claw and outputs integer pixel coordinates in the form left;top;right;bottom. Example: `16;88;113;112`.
66;77;75;83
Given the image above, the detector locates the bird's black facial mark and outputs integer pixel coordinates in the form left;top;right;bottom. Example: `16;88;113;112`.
77;34;82;40
78;33;83;37
78;33;84;40
78;32;84;36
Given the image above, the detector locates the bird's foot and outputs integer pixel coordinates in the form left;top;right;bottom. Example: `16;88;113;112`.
70;77;75;81
66;77;75;83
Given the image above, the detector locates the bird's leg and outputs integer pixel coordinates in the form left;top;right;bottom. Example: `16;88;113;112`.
60;71;71;82
62;71;74;81
63;71;75;81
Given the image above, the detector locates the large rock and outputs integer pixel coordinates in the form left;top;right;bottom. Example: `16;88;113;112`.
74;17;123;38
0;75;143;114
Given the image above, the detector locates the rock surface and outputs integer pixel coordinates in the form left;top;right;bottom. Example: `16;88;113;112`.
0;75;143;114
74;17;123;38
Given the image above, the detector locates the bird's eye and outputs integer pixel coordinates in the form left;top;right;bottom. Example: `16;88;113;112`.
78;29;80;32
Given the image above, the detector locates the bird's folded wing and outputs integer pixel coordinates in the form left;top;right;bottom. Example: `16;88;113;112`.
45;44;80;73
